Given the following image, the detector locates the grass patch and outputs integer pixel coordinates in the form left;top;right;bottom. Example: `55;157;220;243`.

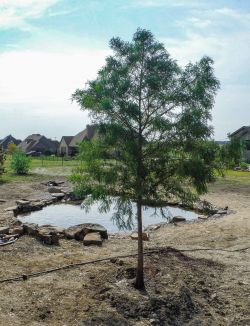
1;155;79;183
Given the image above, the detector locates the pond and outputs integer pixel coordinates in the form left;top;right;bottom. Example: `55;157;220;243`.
19;201;199;233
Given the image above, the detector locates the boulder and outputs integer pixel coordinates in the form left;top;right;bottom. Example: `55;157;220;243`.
37;229;59;245
2;234;15;241
83;232;102;246
171;216;186;223
48;187;63;194
50;193;65;199
4;206;17;212
39;225;65;238
198;215;208;220
14;201;43;215
0;226;9;234
145;224;161;232
16;200;30;206
9;226;23;236
130;232;150;241
217;210;228;215
65;223;108;241
23;223;39;236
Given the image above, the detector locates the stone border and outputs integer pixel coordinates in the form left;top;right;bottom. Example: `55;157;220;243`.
1;182;232;245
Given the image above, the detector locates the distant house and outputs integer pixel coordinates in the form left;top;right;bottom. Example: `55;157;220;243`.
58;136;74;156
18;134;59;155
0;135;21;151
59;125;96;156
230;126;250;163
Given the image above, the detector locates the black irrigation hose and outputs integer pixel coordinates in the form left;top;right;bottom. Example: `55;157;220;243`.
0;245;249;284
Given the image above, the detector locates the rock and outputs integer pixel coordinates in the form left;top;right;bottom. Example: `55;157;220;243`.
171;216;186;223
4;206;17;212
198;215;208;220
217;210;228;215
2;234;15;241
50;193;65;199
39;225;65;238
211;214;221;218
0;199;7;203
16;200;30;206
14;201;43;215
130;232;150;241
0;226;9;234
12;220;23;227
23;223;39;236
9;226;23;236
37;229;59;245
83;232;102;246
65;223;108;241
47;187;63;194
145;224;161;231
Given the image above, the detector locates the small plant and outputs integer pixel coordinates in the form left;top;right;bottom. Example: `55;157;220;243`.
11;149;31;175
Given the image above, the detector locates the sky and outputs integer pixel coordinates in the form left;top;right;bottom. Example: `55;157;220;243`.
0;0;249;141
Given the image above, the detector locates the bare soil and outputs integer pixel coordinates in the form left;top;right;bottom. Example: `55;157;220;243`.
0;176;249;326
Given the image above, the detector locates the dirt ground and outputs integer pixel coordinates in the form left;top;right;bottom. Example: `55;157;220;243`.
0;175;249;326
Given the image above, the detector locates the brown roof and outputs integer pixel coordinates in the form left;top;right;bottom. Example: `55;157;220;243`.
18;134;58;153
230;126;250;137
61;136;74;146
69;125;96;147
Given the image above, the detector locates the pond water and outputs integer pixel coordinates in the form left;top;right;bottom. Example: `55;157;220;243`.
19;201;199;233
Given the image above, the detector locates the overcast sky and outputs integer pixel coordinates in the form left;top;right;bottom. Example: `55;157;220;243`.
0;0;249;141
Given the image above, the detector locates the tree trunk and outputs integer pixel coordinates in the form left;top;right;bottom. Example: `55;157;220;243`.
135;200;145;290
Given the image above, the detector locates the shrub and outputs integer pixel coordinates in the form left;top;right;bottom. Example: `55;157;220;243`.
0;145;5;176
11;149;31;175
239;161;249;170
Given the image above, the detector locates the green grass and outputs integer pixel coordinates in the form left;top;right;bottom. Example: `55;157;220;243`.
0;155;79;183
222;169;250;184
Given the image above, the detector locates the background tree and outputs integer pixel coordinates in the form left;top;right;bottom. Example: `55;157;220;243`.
220;136;246;167
71;29;220;289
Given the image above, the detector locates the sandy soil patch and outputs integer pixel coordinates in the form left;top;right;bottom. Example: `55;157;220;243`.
0;176;249;325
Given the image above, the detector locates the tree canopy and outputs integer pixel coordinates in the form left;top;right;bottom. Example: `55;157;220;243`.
71;28;220;288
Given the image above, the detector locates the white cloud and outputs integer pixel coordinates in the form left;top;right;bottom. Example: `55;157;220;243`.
128;0;200;8
0;46;110;139
162;7;250;139
0;48;109;105
0;0;60;30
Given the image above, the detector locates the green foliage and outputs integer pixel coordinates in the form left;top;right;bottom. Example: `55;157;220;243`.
72;28;220;207
71;28;220;288
11;149;31;175
0;145;5;176
239;161;249;170
220;136;246;167
7;143;17;155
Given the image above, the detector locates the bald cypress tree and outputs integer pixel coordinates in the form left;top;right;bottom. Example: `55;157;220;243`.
72;29;220;289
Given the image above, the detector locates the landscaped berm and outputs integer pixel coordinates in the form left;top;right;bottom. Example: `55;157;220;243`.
0;168;249;325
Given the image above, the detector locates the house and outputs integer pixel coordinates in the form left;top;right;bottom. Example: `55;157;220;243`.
0;135;21;151
18;134;59;155
230;126;250;163
59;125;96;156
58;136;74;156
